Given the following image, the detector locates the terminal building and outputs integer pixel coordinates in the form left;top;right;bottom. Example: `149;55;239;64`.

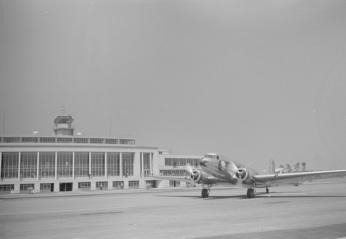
0;114;201;193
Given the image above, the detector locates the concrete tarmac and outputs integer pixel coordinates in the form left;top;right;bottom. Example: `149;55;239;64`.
1;183;346;239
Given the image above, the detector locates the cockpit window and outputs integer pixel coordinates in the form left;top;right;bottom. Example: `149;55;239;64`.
204;153;220;160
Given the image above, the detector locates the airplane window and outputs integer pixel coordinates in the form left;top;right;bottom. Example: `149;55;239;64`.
204;154;220;159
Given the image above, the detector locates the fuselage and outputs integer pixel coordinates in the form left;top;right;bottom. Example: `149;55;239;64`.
199;153;257;185
190;153;346;199
200;153;238;184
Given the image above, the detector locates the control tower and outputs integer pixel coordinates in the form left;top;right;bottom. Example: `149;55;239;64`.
53;114;74;136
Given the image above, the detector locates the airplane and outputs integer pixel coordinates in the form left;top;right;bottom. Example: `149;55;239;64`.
156;153;346;199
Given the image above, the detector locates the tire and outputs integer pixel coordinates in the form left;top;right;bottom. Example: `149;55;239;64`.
247;188;255;198
201;189;209;198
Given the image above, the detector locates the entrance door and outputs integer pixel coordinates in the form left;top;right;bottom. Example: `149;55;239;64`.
40;183;54;192
59;183;73;192
146;180;157;188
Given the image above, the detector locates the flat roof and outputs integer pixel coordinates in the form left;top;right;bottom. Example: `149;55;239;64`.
0;136;135;145
164;154;202;159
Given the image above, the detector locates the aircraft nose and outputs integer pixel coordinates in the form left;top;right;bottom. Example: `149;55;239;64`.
200;157;208;167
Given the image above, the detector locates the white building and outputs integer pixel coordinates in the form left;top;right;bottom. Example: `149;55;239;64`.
0;114;160;193
0;114;201;193
157;150;202;188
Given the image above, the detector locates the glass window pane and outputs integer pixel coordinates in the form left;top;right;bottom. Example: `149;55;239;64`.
107;153;120;176
91;152;105;177
122;152;134;177
39;152;55;178
57;152;73;177
143;153;151;177
20;152;37;179
75;152;89;177
1;152;19;179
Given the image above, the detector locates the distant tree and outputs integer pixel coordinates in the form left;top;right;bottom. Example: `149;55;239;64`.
286;164;292;173
294;162;301;172
271;160;276;173
301;162;306;171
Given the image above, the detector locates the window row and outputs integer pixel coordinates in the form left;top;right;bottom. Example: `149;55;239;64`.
0;137;135;144
165;158;201;167
1;152;136;179
142;152;152;177
0;180;140;193
160;169;188;177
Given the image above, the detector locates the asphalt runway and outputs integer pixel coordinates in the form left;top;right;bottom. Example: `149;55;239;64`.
1;183;346;239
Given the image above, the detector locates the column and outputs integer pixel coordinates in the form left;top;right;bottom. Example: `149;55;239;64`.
0;152;2;180
105;152;108;179
72;152;75;179
18;152;21;181
72;152;78;191
36;152;39;180
140;152;142;178
54;152;57;180
150;152;153;176
90;152;95;190
133;152;140;178
88;152;91;178
120;152;123;178
34;182;40;193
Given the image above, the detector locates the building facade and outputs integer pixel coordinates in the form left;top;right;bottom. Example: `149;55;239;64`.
0;114;161;193
0;114;202;193
157;150;202;188
0;135;160;193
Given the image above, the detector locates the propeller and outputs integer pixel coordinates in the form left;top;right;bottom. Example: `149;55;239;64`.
228;161;239;175
220;155;249;181
186;164;194;175
185;164;201;182
218;155;238;179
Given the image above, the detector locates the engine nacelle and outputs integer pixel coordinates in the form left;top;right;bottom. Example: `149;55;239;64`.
190;168;207;184
218;160;227;171
235;168;249;182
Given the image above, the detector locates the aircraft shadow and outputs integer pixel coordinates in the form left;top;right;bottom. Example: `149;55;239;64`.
156;191;346;200
156;194;248;199
256;194;346;199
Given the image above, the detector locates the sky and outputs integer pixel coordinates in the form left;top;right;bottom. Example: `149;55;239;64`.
0;0;346;170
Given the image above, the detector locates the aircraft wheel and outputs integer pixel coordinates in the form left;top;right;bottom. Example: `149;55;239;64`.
201;189;209;198
247;188;255;198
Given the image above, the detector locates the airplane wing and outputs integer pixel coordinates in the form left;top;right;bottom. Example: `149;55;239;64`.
153;175;229;185
254;170;346;187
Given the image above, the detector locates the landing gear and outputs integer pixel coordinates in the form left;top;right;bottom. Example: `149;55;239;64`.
266;187;269;194
246;188;255;198
201;188;210;198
